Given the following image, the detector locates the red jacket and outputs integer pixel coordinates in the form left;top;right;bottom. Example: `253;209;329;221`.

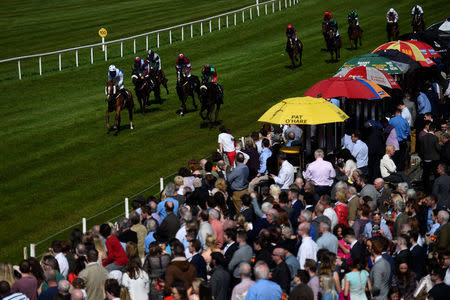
102;235;128;267
334;203;349;227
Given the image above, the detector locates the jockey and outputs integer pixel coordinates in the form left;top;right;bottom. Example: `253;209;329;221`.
386;8;399;23
176;53;191;78
347;10;359;26
147;49;161;72
327;18;340;38
411;4;424;17
286;24;297;40
108;65;124;89
133;57;145;75
324;11;334;22
201;63;217;83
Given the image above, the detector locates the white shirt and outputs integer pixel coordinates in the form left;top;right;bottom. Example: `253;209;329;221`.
223;241;235;255
323;207;338;230
401;107;413;127
341;134;354;152
218;133;235;152
380;154;397;178
175;224;186;243
55;252;69;279
273;160;295;189
122;270;150;300
297;236;318;269
350;139;369;168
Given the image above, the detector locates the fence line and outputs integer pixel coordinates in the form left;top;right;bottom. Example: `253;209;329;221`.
2;0;299;80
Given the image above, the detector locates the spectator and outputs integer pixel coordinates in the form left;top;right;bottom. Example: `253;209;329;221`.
419;123;441;193
143;242;170;300
304;149;336;196
297;223;318;269
432;163;450;209
434;210;450;253
428;266;450;300
99;223;128;271
408;230;426;281
363;210;392;240
78;249;108;300
11;260;37;300
245;261;282;300
38;270;58;300
154;201;180;243
129;211;147;260
319;195;338;230
208;209;224;248
164;241;197;295
40;255;64;291
369;239;391;300
209;252;231;300
334;191;349;226
0;263;16;288
122;256;150;300
343;228;366;269
56;280;70;299
347;186;360;225
350;130;369;175
231;262;255;300
0;281;28;300
70;289;83;300
227;152;249;212
393;198;408;238
319;275;337;300
311;203;329;238
270;152;295;190
50;241;69;279
343;257;371;300
316;221;338;254
271;247;291;294
374;178;391;214
218;126;236;166
290;270;314;300
380;145;409;184
104;279;121;300
334;224;350;260
188;239;207;280
391;258;417;300
304;259;320;300
228;231;253;283
389;109;410;172
157;183;180;220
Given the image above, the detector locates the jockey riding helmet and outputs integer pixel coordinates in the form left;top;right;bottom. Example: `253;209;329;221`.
287;24;292;29
134;57;141;63
204;63;211;73
109;65;116;76
178;53;184;60
389;8;395;13
148;50;155;60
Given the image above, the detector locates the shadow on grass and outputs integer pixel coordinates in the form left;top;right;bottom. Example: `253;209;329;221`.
200;120;222;129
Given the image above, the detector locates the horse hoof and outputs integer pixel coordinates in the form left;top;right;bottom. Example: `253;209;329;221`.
130;126;134;130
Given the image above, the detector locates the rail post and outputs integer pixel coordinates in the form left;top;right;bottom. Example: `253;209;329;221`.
125;198;129;218
59;53;62;71
157;32;160;48
181;26;184;41
242;10;245;23
273;1;275;13
18;60;21;80
90;47;93;64
218;17;221;31
39;56;42;75
265;4;267;15
201;22;203;36
234;13;237;25
169;30;172;44
146;35;149;51
133;39;136;54
285;0;287;8
279;0;281;11
209;20;212;33
75;50;79;67
104;45;107;61
120;41;123;57
160;178;164;192
24;247;28;259
226;15;229;28
191;24;193;38
30;244;35;257
82;218;86;233
250;8;252;20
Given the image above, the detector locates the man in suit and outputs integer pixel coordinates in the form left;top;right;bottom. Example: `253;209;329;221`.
154;201;180;243
78;249;109;300
374;178;392;214
432;163;450;209
210;252;231;300
409;230;426;281
347;186;360;225
270;247;291;294
434;210;450;253
223;227;239;268
419;122;441;193
343;227;366;269
393;235;410;265
370;239;392;300
289;186;305;229
228;231;253;286
188;239;207;280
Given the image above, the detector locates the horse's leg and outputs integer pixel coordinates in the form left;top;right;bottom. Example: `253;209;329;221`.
114;105;120;132
155;84;161;104
106;109;111;133
298;46;302;66
214;103;221;127
191;90;198;110
129;107;134;130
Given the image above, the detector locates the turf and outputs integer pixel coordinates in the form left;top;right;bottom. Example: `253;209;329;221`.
0;0;448;262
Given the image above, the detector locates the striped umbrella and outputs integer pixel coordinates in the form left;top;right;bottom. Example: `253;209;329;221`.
373;41;436;67
405;40;441;58
334;66;402;90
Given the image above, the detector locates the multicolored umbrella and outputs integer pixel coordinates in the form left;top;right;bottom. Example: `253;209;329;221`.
258;97;349;125
372;41;436;67
427;18;450;34
304;77;390;100
337;53;406;75
334;66;402;90
375;49;421;73
405;40;441;58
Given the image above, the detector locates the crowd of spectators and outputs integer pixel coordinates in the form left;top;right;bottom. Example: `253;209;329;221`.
1;75;450;300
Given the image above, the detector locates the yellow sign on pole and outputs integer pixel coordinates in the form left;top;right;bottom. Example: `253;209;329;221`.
98;28;108;38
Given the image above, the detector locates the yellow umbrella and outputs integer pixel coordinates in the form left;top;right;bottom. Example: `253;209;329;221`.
258;97;349;125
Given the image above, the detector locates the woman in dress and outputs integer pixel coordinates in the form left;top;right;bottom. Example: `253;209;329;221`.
122;256;150;300
343;257;372;300
391;259;417;300
334;224;350;261
320;275;338;300
334;191;349;226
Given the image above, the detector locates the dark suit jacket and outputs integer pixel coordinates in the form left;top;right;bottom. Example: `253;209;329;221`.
381;253;395;285
419;132;441;161
223;242;239;268
118;229;138;244
155;212;180;243
410;244;426;280
271;261;291;294
350;241;366;268
190;253;207;280
248;217;269;240
432;174;450;209
290;199;305;229
394;249;410;265
210;265;231;300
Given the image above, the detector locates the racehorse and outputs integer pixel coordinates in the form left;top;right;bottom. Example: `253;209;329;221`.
412;13;425;33
322;20;328;49
105;80;134;135
176;69;200;116
131;70;151;115
146;67;162;104
286;37;303;69
326;28;341;61
348;21;362;49
386;15;399;41
199;82;223;128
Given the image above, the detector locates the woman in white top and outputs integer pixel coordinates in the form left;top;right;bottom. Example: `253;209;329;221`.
122;256;150;300
218;126;236;166
380;145;409;183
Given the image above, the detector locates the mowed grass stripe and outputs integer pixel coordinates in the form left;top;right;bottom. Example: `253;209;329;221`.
0;0;448;262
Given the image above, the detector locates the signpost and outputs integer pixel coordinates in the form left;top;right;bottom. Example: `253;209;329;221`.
99;28;108;51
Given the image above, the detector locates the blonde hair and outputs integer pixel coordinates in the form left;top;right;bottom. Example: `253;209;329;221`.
93;237;107;259
191;278;204;293
0;262;15;286
174;176;184;186
386;145;395;154
320;275;337;299
336;191;347;204
270;184;281;200
215;178;227;192
205;234;218;251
